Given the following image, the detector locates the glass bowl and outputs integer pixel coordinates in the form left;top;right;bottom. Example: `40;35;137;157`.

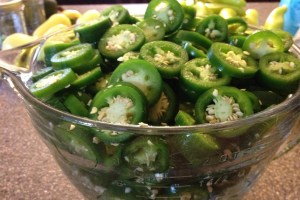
1;26;300;200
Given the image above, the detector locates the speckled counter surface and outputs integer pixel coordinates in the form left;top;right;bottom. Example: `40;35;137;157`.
1;3;300;200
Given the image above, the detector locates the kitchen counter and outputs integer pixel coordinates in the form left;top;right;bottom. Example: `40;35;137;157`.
1;2;299;200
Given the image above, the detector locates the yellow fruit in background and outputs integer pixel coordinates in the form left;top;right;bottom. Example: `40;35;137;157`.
76;9;101;24
33;13;72;37
1;33;37;50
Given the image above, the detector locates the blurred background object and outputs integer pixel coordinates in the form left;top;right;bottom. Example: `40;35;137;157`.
23;0;46;34
0;0;28;49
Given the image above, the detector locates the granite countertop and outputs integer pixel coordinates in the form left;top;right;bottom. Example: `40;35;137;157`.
1;2;300;200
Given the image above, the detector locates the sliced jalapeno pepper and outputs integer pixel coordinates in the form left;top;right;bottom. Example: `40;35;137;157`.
63;94;89;117
30;68;77;99
144;0;184;34
101;5;131;25
173;108;222;165
54;122;101;163
226;17;248;34
75;49;103;75
242;30;284;59
174;110;196;126
147;82;178;125
182;42;207;59
140;41;188;78
196;15;228;42
44;39;80;67
89;83;147;143
51;43;95;72
195;86;254;124
71;67;103;89
108;59;162;106
136;18;166;43
257;52;300;94
180;58;231;100
208;42;258;78
74;16;112;45
244;90;262;113
228;35;246;48
31;67;54;82
86;72;112;95
272;30;293;52
123;136;169;172
173;30;213;51
98;24;145;59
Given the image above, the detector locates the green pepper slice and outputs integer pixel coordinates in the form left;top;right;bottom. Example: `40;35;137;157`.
272;30;294;52
195;86;254;124
136;18;166;43
148;82;178;125
242;30;284;59
208;42;258;78
44;39;80;67
63;94;89;117
54;122;101;163
174;110;196;126
257;52;300;94
31;67;54;82
182;42;207;59
196;15;228;42
226;17;248;34
74;16;112;45
228;35;246;48
123;136;169;172
75;49;103;75
173;109;221;166
173;30;213;51
108;59;162;106
180;58;231;99
98;24;145;59
89;83;147;143
30;68;77;99
101;5;131;25
71;67;103;89
51;43;95;71
144;0;184;34
140;41;188;78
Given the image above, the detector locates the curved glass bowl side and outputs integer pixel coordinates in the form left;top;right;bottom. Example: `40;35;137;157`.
18;87;299;199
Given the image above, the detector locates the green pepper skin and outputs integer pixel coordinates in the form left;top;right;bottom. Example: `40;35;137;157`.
30;68;77;99
136;18;166;43
147;82;178;125
257;52;300;94
108;59;163;106
140;41;188;79
101;5;131;25
44;39;80;67
74;17;112;45
180;58;231;99
123;136;170;173
242;30;284;59
51;43;95;72
98;24;145;59
195;86;254;124
89;83;147;143
208;42;258;78
226;17;248;34
196;15;228;42
174;30;213;51
144;0;184;34
54;122;102;163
